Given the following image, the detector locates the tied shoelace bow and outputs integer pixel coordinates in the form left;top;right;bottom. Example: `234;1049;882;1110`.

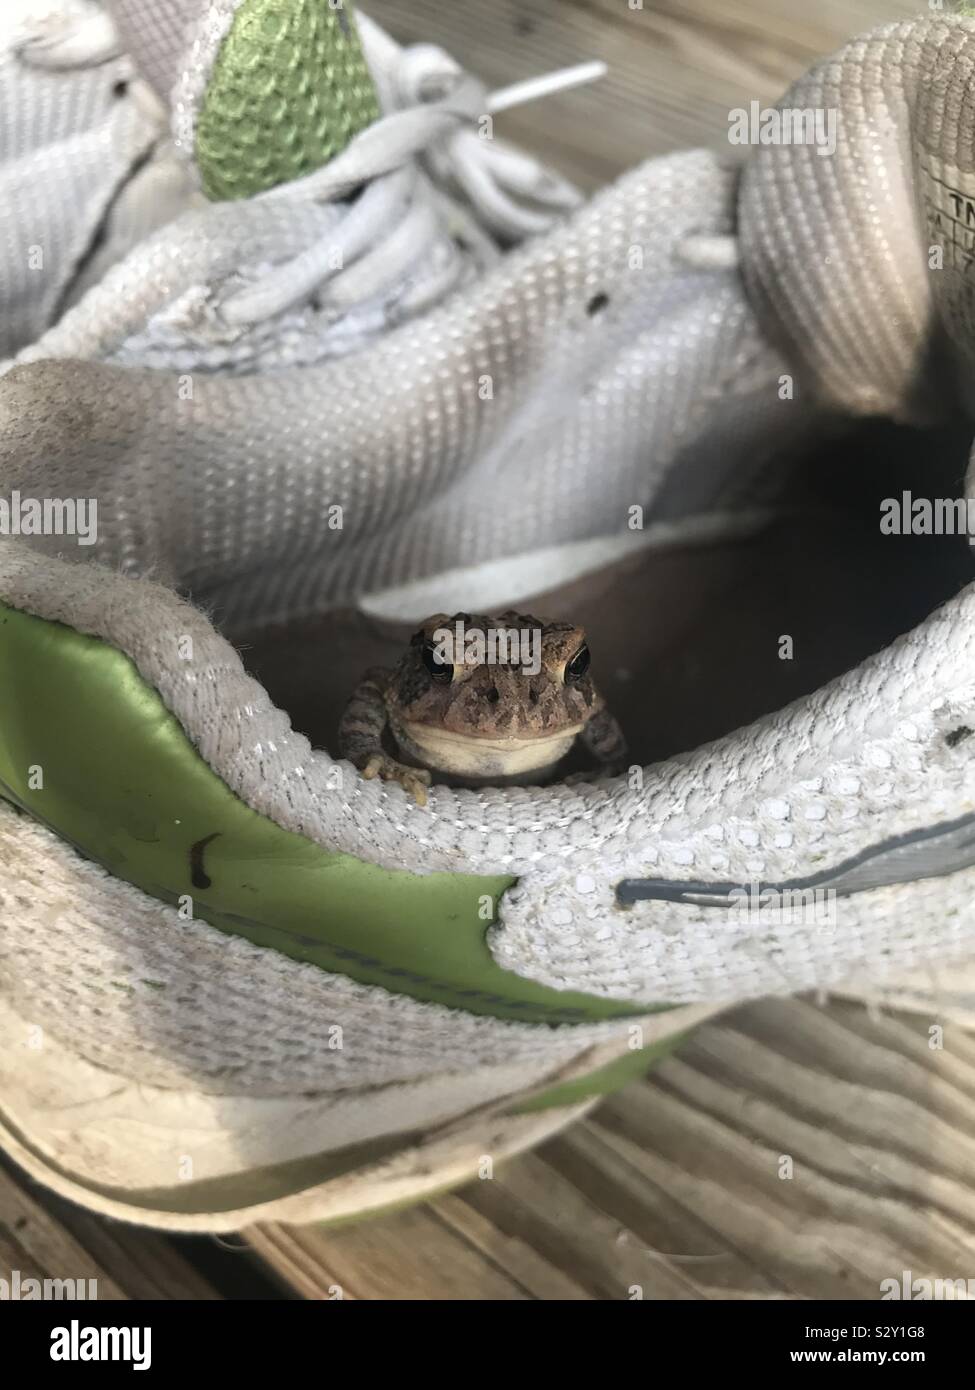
217;49;607;327
19;8;607;329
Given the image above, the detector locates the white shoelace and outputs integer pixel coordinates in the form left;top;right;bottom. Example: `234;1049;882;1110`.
19;5;607;332
220;53;606;326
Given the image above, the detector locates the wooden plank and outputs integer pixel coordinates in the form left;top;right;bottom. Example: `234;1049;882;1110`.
589;1001;975;1298
538;1122;786;1298
368;0;921;187
246;1223;349;1300
254;993;975;1299
429;1192;592;1299
250;1192;593;1300
463;1149;706;1298
0;1164;127;1301
249;1204;535;1300
0;1160;221;1300
38;1203;222;1302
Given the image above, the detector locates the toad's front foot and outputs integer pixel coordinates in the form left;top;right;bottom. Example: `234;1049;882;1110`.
362;753;433;807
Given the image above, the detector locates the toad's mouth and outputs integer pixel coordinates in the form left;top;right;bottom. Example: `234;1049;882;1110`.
396;719;585;777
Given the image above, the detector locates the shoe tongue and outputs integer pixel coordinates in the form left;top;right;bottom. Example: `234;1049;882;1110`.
105;0;380;200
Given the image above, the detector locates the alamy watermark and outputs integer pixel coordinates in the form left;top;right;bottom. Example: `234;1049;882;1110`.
430;620;542;676
728;101;837;157
727;881;837;928
1;1269;98;1300
880;492;975;539
0;491;97;545
880;1270;974;1300
50;1321;151;1371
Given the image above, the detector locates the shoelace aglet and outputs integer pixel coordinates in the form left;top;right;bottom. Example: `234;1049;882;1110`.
487;61;608;116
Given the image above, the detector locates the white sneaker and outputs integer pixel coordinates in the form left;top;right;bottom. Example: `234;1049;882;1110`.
2;6;974;1229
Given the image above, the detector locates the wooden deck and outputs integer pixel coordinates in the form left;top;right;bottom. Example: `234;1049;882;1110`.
248;999;975;1299
3;0;973;1300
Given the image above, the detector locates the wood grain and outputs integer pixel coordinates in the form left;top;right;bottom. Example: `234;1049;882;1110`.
253;999;975;1300
367;0;921;187
0;1159;221;1300
0;1165;126;1301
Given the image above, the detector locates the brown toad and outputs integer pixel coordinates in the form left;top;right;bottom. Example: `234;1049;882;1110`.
339;611;628;805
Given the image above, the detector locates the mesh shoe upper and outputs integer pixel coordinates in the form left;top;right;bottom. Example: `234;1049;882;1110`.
0;1;173;357
0;4;810;623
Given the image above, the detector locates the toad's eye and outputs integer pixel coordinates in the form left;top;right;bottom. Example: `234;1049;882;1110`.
564;644;591;683
422;642;453;683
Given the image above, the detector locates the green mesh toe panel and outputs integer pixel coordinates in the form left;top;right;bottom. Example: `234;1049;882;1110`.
196;0;380;201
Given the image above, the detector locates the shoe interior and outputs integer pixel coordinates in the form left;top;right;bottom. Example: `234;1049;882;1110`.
234;417;975;771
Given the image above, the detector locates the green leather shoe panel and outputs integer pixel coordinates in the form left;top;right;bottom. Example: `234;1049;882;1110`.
512;1034;689;1113
0;601;656;1025
196;0;380;200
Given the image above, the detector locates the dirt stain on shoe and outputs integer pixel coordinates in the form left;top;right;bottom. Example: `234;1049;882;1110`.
189;832;221;890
